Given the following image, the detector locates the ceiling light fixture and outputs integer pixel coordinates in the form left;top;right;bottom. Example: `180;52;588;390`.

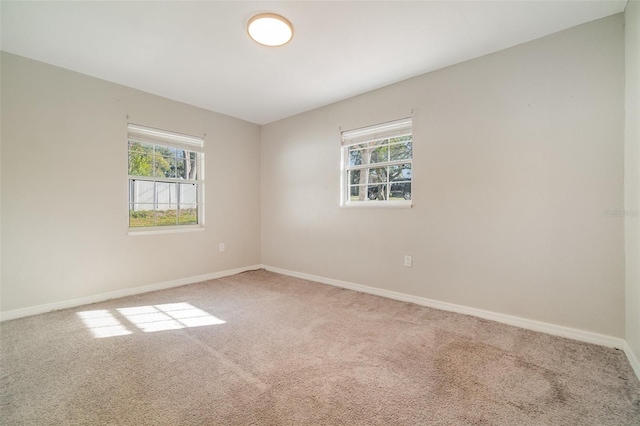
247;13;293;47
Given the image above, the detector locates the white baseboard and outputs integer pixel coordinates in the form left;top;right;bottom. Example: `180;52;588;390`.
3;263;638;383
624;342;640;382
263;265;627;350
0;265;263;322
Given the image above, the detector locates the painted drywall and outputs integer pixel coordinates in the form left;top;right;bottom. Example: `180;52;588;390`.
625;0;640;367
0;52;261;312
261;15;625;337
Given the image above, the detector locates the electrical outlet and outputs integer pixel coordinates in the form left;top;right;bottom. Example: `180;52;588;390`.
219;243;225;252
404;255;412;267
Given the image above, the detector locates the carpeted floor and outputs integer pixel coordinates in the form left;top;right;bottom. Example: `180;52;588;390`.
1;269;639;425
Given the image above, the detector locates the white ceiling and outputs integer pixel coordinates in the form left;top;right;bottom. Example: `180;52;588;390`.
0;1;627;125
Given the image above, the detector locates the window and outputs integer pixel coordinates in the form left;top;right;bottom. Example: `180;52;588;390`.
127;124;204;230
341;118;412;207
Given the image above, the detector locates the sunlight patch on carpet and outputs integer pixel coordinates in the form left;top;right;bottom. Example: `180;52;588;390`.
77;303;225;337
77;310;133;338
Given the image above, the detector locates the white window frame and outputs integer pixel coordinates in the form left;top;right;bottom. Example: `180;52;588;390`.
341;118;413;208
127;124;205;234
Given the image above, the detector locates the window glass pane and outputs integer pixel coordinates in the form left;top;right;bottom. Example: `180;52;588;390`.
129;204;155;227
188;152;198;180
155;205;177;226
368;144;389;164
155;146;176;158
156;182;177;207
390;182;411;200
366;184;387;200
153;154;171;178
390;137;412;161
160;156;177;178
177;153;197;180
389;164;412;182
128;153;154;177
349;185;367;201
130;180;155;204
179;204;198;225
348;144;366;166
179;183;197;204
368;167;388;183
390;135;412;143
128;141;153;154
176;157;186;179
348;170;362;185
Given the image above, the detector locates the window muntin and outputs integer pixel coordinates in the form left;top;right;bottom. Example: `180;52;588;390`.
127;124;204;229
342;118;412;205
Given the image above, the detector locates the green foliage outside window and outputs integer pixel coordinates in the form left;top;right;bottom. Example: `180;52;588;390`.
128;142;197;180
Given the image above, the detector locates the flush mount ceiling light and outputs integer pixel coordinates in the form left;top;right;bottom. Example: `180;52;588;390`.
247;13;293;47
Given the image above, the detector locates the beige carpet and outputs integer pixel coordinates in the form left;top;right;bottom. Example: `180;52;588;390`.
1;269;639;425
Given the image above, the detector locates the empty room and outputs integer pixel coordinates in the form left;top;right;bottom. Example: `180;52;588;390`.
1;1;639;424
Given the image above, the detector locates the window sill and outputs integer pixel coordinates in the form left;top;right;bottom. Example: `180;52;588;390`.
340;201;412;209
128;226;205;236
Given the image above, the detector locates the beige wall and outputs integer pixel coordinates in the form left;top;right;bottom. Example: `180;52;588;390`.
625;1;640;363
0;13;632;344
0;52;261;312
261;15;625;337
